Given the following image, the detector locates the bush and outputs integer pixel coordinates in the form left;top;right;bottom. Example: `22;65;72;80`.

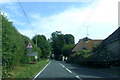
61;44;75;57
2;14;42;78
70;44;119;68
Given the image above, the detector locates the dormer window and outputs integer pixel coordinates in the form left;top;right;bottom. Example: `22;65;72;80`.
85;39;89;43
83;37;90;43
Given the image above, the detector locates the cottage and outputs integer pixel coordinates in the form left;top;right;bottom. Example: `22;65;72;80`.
72;37;102;53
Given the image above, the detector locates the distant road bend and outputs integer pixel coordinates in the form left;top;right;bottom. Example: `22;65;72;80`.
33;60;119;80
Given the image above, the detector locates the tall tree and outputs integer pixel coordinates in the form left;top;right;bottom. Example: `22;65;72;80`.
51;31;65;59
64;34;75;44
62;44;75;57
32;35;51;58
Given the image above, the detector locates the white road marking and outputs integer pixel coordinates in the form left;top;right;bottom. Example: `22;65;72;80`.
59;63;72;73
59;63;65;68
59;63;62;66
66;68;72;73
76;75;80;79
59;63;83;80
62;65;65;68
33;61;51;80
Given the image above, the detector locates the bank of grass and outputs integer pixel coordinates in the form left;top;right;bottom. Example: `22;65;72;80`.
8;59;49;78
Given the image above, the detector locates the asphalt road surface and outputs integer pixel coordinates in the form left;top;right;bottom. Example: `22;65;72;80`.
34;60;120;80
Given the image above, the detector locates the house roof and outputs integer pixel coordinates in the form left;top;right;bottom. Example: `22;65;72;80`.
102;27;120;44
71;37;102;52
82;37;91;41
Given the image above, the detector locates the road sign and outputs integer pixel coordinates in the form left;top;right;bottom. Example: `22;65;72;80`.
27;52;38;56
27;48;32;51
26;42;33;48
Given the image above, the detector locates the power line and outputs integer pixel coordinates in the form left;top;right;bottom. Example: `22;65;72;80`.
18;0;31;25
17;0;37;47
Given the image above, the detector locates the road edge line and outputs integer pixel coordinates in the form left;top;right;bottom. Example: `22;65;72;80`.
33;61;51;80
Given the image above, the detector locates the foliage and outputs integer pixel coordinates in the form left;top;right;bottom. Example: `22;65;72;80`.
51;31;65;59
8;60;49;78
70;43;119;67
74;50;91;61
51;31;75;60
2;14;42;78
32;35;51;59
64;34;74;44
61;44;75;57
90;44;118;62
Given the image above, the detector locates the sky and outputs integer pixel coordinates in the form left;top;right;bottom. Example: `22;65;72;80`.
1;0;119;43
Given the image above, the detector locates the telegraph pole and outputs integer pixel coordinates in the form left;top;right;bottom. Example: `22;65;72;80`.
35;34;38;61
36;34;37;47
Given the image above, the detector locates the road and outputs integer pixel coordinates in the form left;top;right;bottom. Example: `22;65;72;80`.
34;60;120;80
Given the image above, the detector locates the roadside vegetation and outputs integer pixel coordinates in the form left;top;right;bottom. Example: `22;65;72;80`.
68;44;120;76
32;35;51;59
69;44;119;68
2;12;120;78
0;14;2;78
7;59;49;78
2;14;51;78
50;31;75;60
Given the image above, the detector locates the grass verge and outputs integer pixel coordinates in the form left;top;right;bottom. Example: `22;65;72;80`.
8;59;49;78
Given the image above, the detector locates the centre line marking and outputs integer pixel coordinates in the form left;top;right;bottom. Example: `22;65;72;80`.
62;65;65;68
59;63;72;73
59;63;83;80
66;68;72;73
76;76;80;79
59;63;65;67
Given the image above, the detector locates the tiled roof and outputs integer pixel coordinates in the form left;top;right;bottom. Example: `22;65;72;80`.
102;27;120;44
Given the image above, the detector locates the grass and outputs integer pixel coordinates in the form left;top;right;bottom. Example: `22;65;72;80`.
8;59;49;78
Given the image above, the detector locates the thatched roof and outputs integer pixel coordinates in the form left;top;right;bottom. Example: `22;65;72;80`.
72;37;102;52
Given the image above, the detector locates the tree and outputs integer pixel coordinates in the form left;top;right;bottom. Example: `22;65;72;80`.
64;34;75;44
62;44;75;57
2;14;42;77
51;31;65;59
32;35;51;58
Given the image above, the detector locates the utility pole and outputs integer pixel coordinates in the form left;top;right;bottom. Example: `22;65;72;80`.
35;34;38;60
36;34;37;47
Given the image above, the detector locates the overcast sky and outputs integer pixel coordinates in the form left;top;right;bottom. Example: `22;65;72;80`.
1;0;119;43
